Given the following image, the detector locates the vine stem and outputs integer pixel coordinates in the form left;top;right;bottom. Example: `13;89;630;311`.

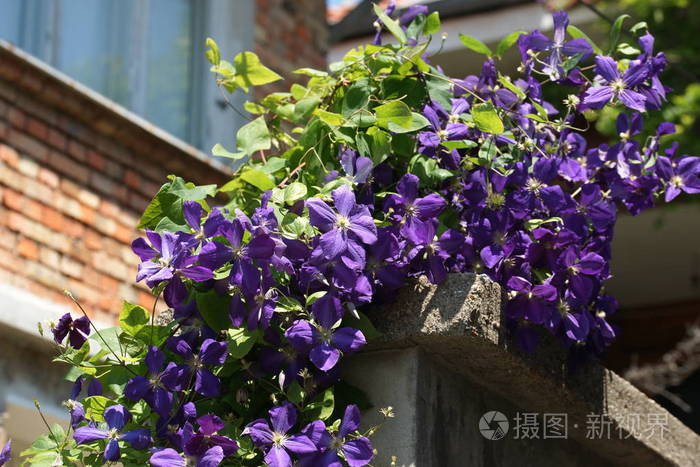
64;290;137;376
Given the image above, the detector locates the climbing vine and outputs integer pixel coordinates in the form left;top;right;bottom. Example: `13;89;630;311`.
14;4;698;467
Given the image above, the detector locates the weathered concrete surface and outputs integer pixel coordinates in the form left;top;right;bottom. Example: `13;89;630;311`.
345;274;700;467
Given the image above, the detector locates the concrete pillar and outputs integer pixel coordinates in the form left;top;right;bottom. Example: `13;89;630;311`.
345;274;700;467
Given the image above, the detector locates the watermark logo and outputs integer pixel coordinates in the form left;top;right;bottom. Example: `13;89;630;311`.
479;411;509;440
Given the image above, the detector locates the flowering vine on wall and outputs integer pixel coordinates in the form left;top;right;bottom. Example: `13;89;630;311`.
11;3;699;467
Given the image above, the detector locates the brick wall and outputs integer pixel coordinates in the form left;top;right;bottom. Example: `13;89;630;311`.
0;45;232;324
255;0;328;93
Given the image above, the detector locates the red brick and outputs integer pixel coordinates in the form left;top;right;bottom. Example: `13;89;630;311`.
84;229;103;250
26;117;49;139
7;108;26;128
47;129;67;150
6;128;49;161
86;149;107;171
17;237;39;260
24;197;43;221
42;207;65;231
124;170;141;189
67;139;87;161
114;224;133;244
2;188;23;211
47;150;89;183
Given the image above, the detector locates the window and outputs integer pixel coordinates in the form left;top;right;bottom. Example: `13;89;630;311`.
0;0;254;153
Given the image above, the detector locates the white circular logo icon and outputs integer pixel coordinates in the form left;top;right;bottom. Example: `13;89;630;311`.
479;411;509;440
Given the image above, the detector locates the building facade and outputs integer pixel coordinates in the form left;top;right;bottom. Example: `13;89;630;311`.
0;0;327;461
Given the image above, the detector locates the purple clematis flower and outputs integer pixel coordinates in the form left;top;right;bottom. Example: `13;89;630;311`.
150;446;224;467
285;294;366;371
52;313;90;349
242;402;317;467
306;185;377;263
384;174;446;239
582;56;648;112
523;11;592;80
133;230;213;306
125;346;186;416
301;405;374;467
656;155;700;202
506;276;558;325
168;337;228;397
166;414;239;462
340;148;373;184
182;201;226;243
74;405;151;462
0;440;10;466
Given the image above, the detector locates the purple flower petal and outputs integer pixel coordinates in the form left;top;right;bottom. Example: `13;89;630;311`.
104;438;120;462
594;55;619;81
242;419;274;447
146;346;165;374
331;328;366;353
197;446;224;467
150;448;186;467
339;405;361;437
310;342;341;371
74;426;109;444
105;404;130;431
195;369;221;397
120;428;151;450
269;402;297;435
342;437;374;467
264;445;292;467
284;434;317;454
200;339;228;366
197;414;225;436
306;198;337;231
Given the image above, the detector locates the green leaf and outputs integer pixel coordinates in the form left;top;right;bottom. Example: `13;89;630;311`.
240;169;275;191
284;182;307;203
375;102;430;133
496;31;526;57
212;143;245;160
233;51;283;92
260;157;287;174
119;301;149;337
630;21;648;34
314;109;345;126
341;82;371;118
306;290;327;306
168;176;217;201
287;381;306;404
89;327;122;356
293;67;328;77
567;25;603;55
608;14;630;55
205;37;220;65
236;116;271;157
305;388;334;421
459;34;492;56
373;4;407;44
441;140;478;150
83;396;113;422
375;101;412;129
424;11;441;35
472;103;504;134
617;43;641;56
227;327;261;359
195;291;231;332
